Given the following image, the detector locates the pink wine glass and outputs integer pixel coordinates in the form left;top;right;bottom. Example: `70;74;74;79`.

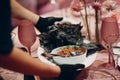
87;17;120;80
101;17;119;68
18;20;36;55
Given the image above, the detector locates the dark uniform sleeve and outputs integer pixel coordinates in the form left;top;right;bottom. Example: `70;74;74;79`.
0;0;13;54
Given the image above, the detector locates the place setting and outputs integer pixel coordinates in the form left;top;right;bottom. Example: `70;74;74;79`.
36;15;120;80
35;1;120;79
37;20;104;70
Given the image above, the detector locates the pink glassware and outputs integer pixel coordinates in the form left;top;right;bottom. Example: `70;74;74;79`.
18;20;36;55
101;17;119;67
86;17;120;80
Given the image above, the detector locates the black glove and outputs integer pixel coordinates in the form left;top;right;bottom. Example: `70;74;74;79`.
35;17;63;32
58;64;85;80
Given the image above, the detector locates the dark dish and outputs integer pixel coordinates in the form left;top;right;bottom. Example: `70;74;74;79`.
39;22;84;52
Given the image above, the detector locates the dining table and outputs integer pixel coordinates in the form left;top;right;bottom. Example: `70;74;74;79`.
36;5;120;80
1;2;120;80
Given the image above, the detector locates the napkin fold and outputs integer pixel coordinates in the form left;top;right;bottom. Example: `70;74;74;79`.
80;42;105;57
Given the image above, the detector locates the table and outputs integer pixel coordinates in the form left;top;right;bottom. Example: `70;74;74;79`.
38;6;120;80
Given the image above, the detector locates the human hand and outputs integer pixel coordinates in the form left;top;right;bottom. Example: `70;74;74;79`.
35;17;63;32
58;64;85;80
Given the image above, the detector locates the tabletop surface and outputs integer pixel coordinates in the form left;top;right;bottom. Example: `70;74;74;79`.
39;6;120;79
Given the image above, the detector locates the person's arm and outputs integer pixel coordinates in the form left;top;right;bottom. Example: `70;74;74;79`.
0;0;60;78
0;0;84;79
10;0;39;24
10;0;63;32
0;47;60;78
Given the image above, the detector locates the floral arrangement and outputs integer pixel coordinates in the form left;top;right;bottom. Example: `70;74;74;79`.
71;0;102;44
71;0;119;45
92;1;101;44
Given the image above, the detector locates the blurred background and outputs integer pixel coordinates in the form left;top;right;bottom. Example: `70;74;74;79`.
16;0;72;14
12;0;73;27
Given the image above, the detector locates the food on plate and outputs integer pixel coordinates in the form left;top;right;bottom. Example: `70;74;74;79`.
57;46;86;57
51;45;87;65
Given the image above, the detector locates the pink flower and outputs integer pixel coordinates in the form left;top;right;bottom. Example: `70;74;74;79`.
70;0;102;42
71;3;82;12
92;1;101;44
70;0;84;12
92;1;101;10
111;13;118;20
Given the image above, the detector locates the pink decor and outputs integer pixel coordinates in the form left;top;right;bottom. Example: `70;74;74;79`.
38;3;59;15
12;0;37;27
38;0;72;15
16;0;37;13
116;0;120;5
18;20;37;55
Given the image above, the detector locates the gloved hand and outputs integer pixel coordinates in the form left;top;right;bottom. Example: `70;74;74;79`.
58;64;85;80
35;17;63;32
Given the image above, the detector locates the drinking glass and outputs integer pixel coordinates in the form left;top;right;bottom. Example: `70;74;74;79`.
87;17;120;80
100;17;119;68
18;20;36;55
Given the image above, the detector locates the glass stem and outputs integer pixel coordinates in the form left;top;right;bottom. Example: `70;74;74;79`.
28;47;31;55
107;44;115;67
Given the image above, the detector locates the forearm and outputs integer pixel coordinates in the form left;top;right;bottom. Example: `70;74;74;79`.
10;0;39;24
0;47;60;78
